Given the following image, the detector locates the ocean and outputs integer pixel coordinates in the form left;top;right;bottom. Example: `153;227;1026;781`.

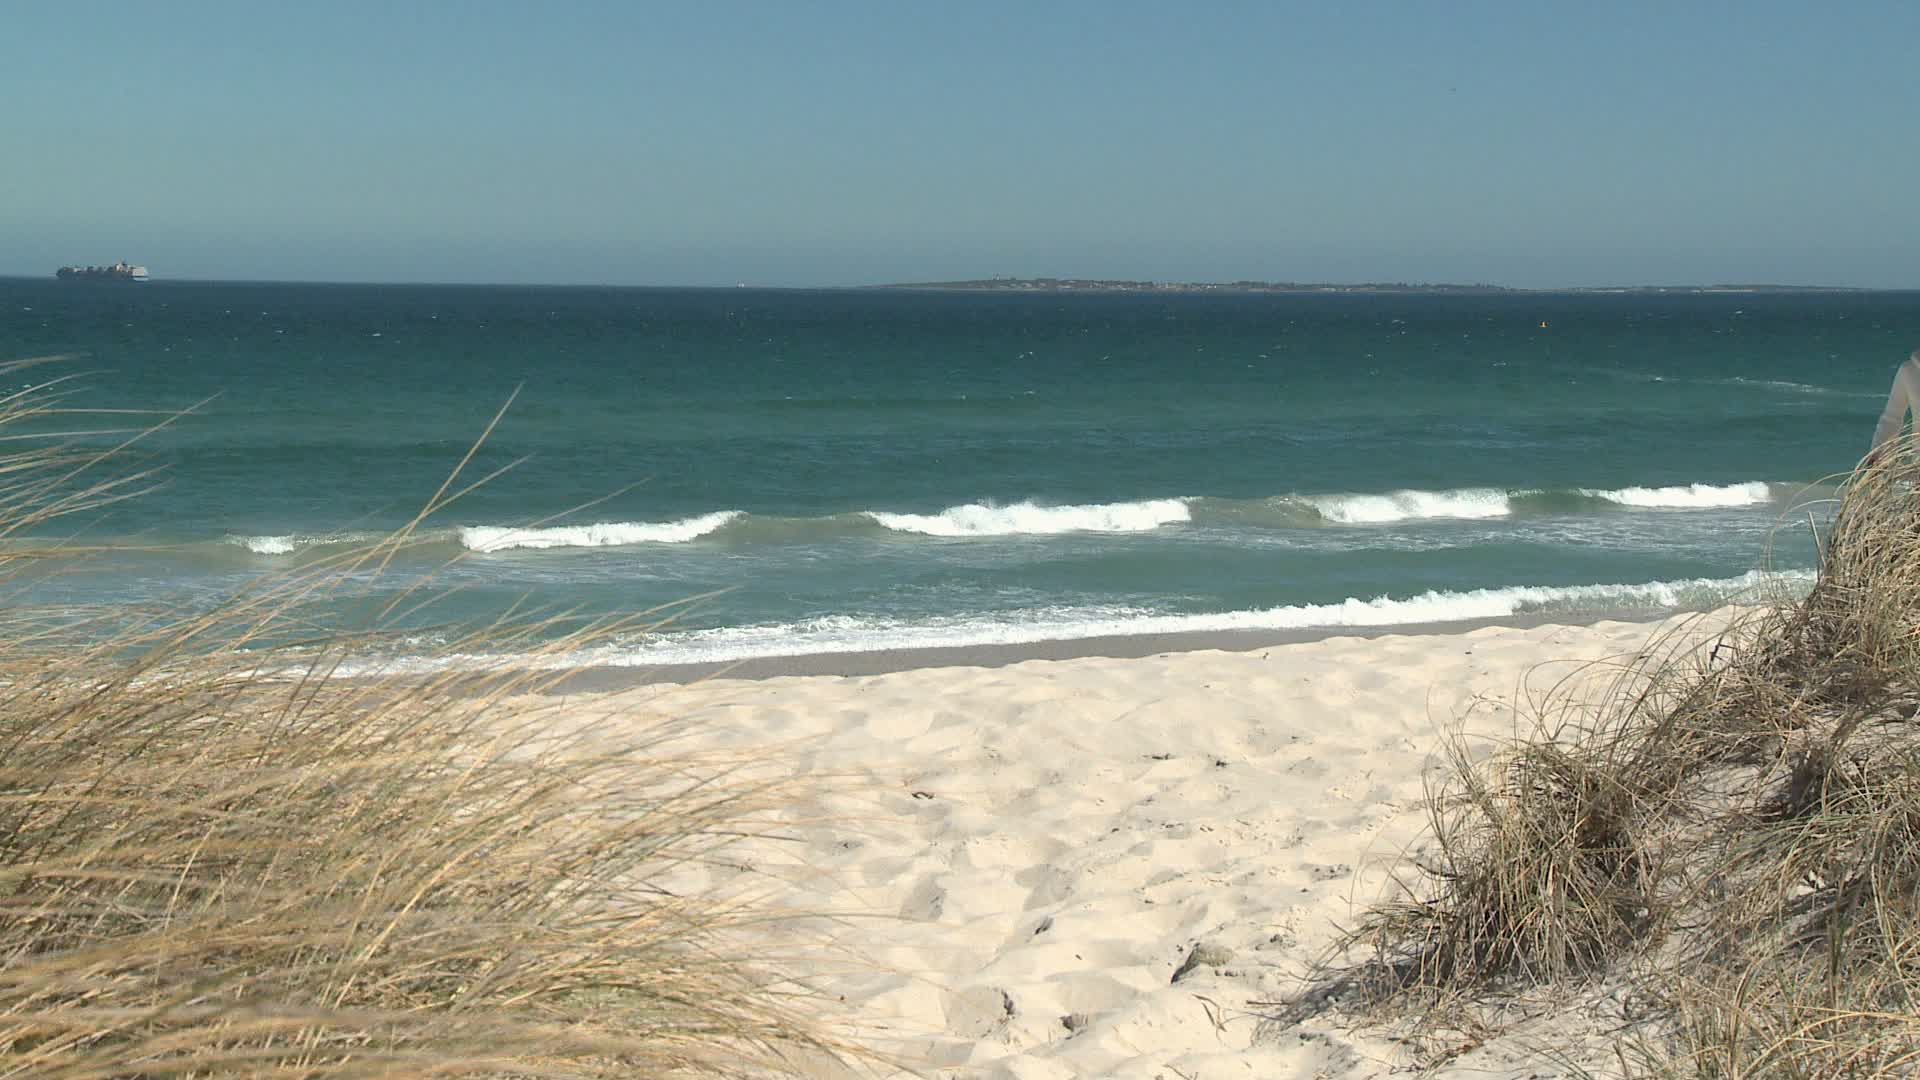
3;279;1916;667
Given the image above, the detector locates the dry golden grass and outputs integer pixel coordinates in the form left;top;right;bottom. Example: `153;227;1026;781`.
0;360;850;1078
1284;438;1920;1076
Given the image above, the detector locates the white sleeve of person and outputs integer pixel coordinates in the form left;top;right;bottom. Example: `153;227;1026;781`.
1872;354;1920;451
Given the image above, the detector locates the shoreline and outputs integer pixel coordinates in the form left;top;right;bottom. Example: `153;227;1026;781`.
536;604;1701;692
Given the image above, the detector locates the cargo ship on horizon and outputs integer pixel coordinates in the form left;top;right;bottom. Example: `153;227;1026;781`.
56;261;149;282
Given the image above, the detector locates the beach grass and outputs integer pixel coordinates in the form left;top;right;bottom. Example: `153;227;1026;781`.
0;360;847;1077
1289;439;1920;1076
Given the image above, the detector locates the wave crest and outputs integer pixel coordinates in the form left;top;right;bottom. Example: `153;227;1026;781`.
459;512;743;552
229;478;1789;558
1298;488;1513;524
866;498;1192;537
1581;482;1774;509
239;535;299;555
228;532;382;555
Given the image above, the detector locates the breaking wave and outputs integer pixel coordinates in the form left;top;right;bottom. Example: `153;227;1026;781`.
1579;481;1774;509
459;512;743;552
226;531;385;555
1267;480;1787;525
216;478;1797;558
1296;488;1513;523
866;498;1192;536
238;535;300;555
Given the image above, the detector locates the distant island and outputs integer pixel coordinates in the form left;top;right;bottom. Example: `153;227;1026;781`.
869;277;1871;295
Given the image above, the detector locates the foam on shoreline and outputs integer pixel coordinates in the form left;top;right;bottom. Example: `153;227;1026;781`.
338;567;1802;684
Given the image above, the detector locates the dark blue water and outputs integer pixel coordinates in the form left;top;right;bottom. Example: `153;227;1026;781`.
5;279;1915;663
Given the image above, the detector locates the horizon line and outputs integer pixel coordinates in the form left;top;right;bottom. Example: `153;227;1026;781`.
1;272;1913;293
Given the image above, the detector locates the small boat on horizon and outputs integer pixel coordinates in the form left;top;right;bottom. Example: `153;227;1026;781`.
56;261;149;282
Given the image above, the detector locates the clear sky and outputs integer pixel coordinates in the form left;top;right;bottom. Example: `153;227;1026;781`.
4;2;1916;288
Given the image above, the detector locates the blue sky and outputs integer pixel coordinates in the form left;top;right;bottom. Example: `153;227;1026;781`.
4;3;1915;287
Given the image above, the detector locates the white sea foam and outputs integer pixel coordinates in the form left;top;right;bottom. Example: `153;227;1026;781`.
349;569;1812;675
1583;481;1774;509
599;569;1805;665
866;498;1192;537
229;533;376;555
240;535;298;555
459;512;742;552
1302;488;1513;524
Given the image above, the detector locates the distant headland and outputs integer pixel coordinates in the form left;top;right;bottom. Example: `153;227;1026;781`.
868;277;1872;295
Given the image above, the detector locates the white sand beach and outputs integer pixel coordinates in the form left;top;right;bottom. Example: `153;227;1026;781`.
534;610;1736;1079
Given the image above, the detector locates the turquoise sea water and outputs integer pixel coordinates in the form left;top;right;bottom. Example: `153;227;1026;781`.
3;280;1916;665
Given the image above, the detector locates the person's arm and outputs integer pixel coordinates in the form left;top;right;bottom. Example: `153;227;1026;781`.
1872;353;1920;451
